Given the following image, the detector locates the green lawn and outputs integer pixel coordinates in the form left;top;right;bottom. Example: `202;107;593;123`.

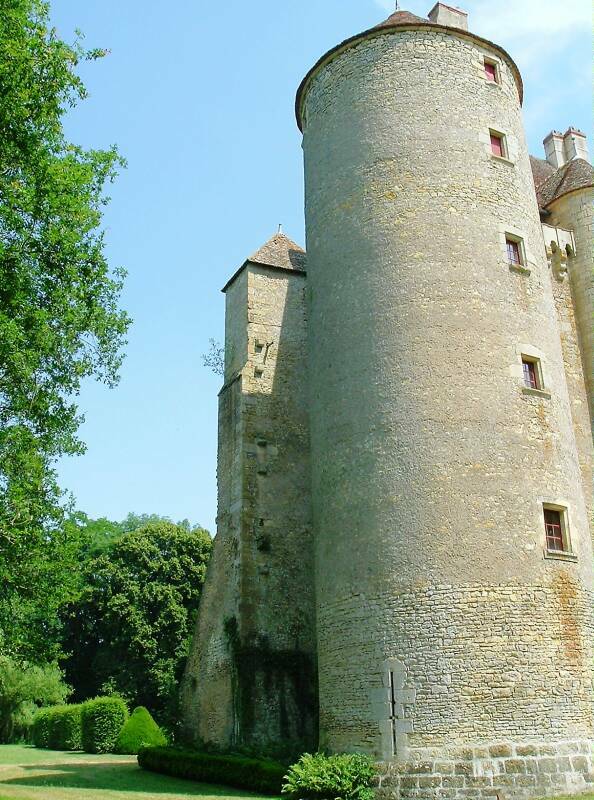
0;745;277;800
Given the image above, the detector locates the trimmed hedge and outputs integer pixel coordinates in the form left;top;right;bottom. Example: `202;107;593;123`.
81;697;128;754
282;753;376;800
49;705;83;750
31;705;83;751
114;706;167;754
138;746;286;794
31;709;52;749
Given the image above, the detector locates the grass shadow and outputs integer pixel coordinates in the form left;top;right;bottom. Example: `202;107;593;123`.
2;761;275;798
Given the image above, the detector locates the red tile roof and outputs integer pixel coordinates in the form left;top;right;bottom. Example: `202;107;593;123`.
535;158;593;208
529;156;555;190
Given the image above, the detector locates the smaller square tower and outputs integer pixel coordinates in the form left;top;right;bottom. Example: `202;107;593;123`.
181;233;317;755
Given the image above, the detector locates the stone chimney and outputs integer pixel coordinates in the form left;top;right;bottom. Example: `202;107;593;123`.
428;2;469;30
543;131;566;168
563;127;589;162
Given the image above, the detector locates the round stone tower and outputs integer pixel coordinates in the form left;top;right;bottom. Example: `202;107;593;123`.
297;4;594;797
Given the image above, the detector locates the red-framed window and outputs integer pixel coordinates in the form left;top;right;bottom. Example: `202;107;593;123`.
506;238;521;265
522;359;539;389
490;133;504;157
544;508;565;552
484;61;498;82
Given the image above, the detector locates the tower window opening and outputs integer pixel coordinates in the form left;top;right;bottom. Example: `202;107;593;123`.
522;357;540;390
490;131;506;158
484;60;498;83
388;669;397;757
506;237;522;266
543;506;571;554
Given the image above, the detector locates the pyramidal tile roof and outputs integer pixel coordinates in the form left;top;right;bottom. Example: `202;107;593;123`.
222;232;306;293
248;232;307;272
536;158;593;208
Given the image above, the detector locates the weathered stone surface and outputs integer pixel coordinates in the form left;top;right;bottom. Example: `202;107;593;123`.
182;4;594;798
180;255;316;755
300;6;594;798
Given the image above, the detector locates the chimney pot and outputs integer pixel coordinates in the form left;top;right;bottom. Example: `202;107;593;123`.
427;2;468;30
543;131;566;169
563;127;589;162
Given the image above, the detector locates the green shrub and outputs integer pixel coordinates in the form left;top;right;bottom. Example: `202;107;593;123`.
31;708;52;748
138;746;286;794
114;706;167;754
282;752;376;800
32;704;83;750
49;705;82;750
81;697;128;753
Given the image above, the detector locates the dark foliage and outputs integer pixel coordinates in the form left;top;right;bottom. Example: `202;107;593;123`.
61;521;212;727
138;746;287;795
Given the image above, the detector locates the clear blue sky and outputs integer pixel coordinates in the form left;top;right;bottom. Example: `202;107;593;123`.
51;0;592;533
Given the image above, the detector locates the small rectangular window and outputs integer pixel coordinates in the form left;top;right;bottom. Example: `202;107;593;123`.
491;132;505;157
544;507;571;553
522;358;539;390
484;60;498;82
506;237;522;265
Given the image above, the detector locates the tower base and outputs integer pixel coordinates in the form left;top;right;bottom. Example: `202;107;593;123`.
377;740;593;800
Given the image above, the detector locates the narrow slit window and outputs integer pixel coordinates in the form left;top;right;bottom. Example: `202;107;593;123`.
388;670;397;757
484;60;498;82
506;237;522;266
544;508;567;553
490;132;505;157
522;358;539;390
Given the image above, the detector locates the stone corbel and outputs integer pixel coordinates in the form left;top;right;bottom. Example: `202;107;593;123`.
546;240;568;281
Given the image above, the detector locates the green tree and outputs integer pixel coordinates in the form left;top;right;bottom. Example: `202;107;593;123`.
61;522;212;725
0;655;70;743
0;0;130;659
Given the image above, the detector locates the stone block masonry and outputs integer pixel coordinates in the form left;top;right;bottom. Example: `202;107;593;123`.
300;9;594;799
181;248;316;755
182;5;594;797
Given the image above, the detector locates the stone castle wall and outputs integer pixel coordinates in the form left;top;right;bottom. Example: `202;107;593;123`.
181;263;316;754
180;270;247;746
300;21;594;798
546;219;593;523
546;188;594;423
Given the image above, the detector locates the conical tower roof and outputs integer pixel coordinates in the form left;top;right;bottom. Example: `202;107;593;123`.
375;10;428;28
